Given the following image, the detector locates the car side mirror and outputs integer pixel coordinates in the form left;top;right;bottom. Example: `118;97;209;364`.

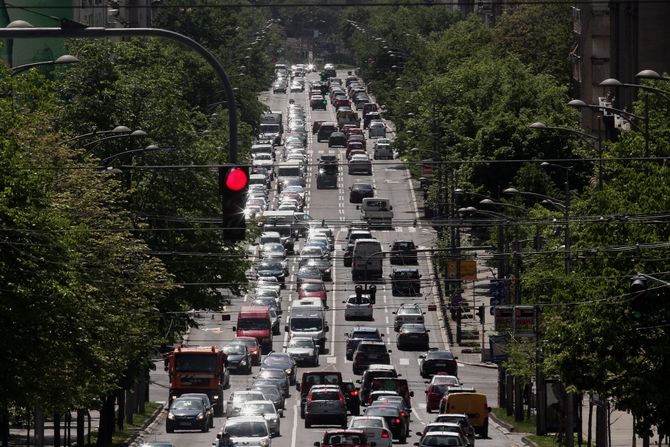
426;329;430;332
413;443;419;446
389;206;393;210
284;325;289;331
342;301;346;304
454;356;459;360
232;326;237;332
410;391;414;397
216;433;222;439
279;409;284;416
392;312;396;315
488;406;492;412
387;349;392;353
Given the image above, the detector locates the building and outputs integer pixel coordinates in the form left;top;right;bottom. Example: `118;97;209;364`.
571;1;670;134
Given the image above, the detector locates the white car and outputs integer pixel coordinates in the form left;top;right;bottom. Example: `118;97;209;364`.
238;400;282;436
344;294;374;320
226;390;266;417
220;416;272;447
348;416;393;447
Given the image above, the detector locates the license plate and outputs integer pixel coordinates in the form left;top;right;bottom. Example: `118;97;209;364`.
435;362;447;367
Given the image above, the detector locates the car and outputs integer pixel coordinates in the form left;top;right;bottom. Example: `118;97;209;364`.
220;415;271;447
357;365;399;403
315;429;371;447
238;400;282;436
285;336;320;366
178;393;215;428
328;131;348;148
252;296;281;316
345;327;384;360
273;81;287;94
352;342;392;375
257;259;286;286
298;279;328;307
417;423;472;447
343;294;374;320
348;154;372;175
300;257;333;282
261;352;297;385
389;240;418;264
433;414;476;447
256;367;290;397
393;303;425;331
425;375;462;413
231;336;262;366
437;386;478;414
390;268;422;296
397;323;430;350
420;350;459;378
349;183;374;203
311;94;328;110
221;343;252;374
290;80;304;92
304;385;348;428
368;120;386;139
415;431;468;447
166;397;209;432
296;265;323;290
225;390;266;418
250;383;285;411
297;370;343;418
342;379;361;416
362;405;407;442
348;416;393;447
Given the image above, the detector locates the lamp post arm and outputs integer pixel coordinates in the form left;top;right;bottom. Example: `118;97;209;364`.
0;26;238;162
100;146;171;165
624;83;670;102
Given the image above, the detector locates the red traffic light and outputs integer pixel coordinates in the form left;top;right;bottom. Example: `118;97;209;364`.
225;167;248;192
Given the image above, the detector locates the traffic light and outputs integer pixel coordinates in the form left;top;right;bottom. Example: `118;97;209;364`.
476;305;485;324
629;274;648;320
219;165;249;241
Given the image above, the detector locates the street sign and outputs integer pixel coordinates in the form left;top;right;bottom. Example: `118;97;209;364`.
446;259;477;281
494;305;535;335
489;334;509;363
421;160;433;177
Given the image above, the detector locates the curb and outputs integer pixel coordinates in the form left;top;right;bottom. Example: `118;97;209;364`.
127;404;166;447
489;413;515;432
521;436;541;447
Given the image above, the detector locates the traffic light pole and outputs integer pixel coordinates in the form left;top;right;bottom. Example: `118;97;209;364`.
0;24;239;163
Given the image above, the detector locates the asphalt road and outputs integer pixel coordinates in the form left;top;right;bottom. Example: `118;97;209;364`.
145;70;524;447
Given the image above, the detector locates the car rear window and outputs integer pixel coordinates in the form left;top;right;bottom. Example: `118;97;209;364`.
360;344;387;353
313;391;341;400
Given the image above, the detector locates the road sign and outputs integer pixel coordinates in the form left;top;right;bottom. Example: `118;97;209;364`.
421;160;433;177
494;305;535;335
446;259;477;281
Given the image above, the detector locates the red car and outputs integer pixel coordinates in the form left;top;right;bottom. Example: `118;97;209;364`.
315;430;370;447
298;279;328;306
346;141;366;159
231;336;261;365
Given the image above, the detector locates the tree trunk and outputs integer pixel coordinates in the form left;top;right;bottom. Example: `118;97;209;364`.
0;406;9;447
53;412;61;447
76;410;85;447
117;390;125;431
97;394;116;447
514;377;524;421
505;374;514;416
125;388;134;425
34;409;44;447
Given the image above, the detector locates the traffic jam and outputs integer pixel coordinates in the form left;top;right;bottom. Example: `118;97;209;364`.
157;62;494;447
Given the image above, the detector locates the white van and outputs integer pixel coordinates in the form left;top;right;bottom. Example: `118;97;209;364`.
285;308;327;349
351;238;383;281
358;198;393;226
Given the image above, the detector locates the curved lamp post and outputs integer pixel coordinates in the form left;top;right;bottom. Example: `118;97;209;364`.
59;125;133;146
529;122;603;188
10;54;79;76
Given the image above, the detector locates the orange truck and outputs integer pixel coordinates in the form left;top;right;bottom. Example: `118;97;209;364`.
166;345;228;416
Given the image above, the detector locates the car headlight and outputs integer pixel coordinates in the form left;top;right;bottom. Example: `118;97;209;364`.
197;412;205;420
167;412;175;420
212;395;219;400
240;360;247;366
285;368;292;374
260;439;270;447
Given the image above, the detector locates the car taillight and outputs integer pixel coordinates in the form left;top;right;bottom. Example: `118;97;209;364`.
393;418;401;424
381;431;390;439
350;390;358;396
400;411;407;417
367;304;372;309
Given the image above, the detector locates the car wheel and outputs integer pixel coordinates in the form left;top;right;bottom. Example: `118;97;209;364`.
300;405;305;418
341;417;348;428
399;430;406;444
166;425;174;433
202;422;209;433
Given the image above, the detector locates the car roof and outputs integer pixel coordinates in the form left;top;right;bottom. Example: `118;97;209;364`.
352;326;379;332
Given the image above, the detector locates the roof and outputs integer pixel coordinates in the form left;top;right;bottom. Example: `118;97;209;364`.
239;305;270;313
351;326;379;332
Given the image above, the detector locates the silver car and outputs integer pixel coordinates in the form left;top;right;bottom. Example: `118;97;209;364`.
219;416;272;447
285;337;319;366
226;390;266;417
239;400;282;436
250;384;285;410
343;294;373;320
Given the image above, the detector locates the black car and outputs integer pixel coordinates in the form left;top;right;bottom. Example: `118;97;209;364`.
419;350;459;377
317;160;338;189
345;327;384;360
389;268;422;296
352;341;392;375
349;182;374;203
343;243;354;267
257;259;286;286
221;343;252;374
166;398;209;433
328;131;348;148
389;240;418;265
342;380;361;415
363;405;407;442
396;323;430;350
261;352;297;385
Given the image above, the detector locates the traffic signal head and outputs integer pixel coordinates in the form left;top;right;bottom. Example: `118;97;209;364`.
219;165;249;242
629;275;648;320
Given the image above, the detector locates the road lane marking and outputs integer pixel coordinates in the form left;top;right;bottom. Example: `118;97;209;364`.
399;358;409;366
327;356;337;364
290;402;299;447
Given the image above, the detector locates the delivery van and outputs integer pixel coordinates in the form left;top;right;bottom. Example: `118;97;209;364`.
443;392;491;438
285;308;328;349
358;198;393;226
233;306;273;353
351;239;383;281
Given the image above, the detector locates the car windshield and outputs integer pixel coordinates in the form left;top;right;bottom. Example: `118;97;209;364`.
351;331;380;339
225;421;268;437
365;407;396;417
421;435;460;447
351;419;383;428
242;403;275;414
260;124;280;133
254;387;279;398
260;369;285;379
399;306;422;315
289;339;314;348
233;339;258;350
263;356;291;367
301;283;325;292
360;344;387;353
238;318;271;330
291;318;323;331
259;261;283;270
174;354;217;372
222;345;246;355
233;393;264;403
171;400;202;410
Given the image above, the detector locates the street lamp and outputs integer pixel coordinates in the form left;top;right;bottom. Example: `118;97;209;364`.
635;69;670;82
10;54;79;76
100;144;175;166
529;122;603;188
599;77;670;102
81;129;148;151
568;99;649;155
59;125;134;146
